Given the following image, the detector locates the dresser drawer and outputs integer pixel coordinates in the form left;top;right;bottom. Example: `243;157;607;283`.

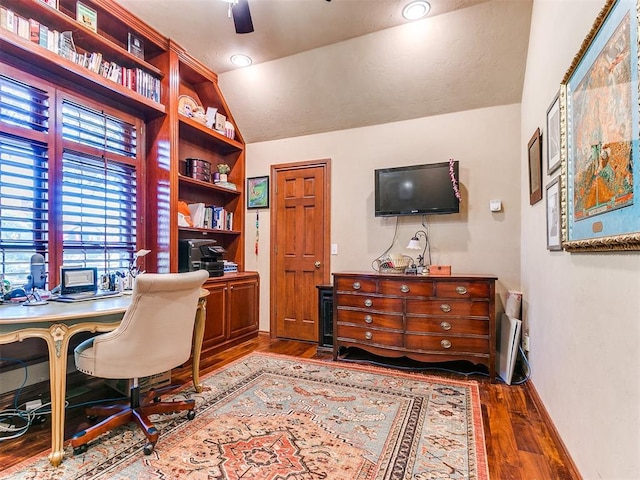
337;324;403;347
405;334;489;354
405;316;489;335
336;293;403;312
378;279;434;297
337;309;403;329
406;299;489;316
335;277;377;293
435;281;490;298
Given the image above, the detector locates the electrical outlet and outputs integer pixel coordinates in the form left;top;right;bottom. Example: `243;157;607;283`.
522;333;530;352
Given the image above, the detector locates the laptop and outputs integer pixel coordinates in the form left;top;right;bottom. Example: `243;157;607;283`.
54;266;122;303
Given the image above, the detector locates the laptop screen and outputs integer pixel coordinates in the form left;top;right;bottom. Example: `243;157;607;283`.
60;267;98;295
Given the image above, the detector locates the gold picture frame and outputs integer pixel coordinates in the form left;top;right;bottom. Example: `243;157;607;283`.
560;0;640;252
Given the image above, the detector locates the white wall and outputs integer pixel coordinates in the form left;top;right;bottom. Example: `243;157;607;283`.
521;1;640;478
244;103;522;334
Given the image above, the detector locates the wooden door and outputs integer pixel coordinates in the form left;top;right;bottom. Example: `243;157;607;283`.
271;160;330;341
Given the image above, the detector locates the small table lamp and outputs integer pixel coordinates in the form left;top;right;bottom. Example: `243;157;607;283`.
407;230;429;273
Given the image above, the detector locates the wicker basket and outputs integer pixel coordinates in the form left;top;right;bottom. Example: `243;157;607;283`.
376;254;412;274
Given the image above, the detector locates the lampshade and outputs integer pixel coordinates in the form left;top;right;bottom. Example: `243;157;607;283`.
407;237;421;249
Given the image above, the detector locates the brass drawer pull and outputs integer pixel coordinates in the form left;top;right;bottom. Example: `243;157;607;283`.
353;282;361;290
440;321;452;331
400;284;410;293
440;303;452;313
364;299;373;307
364;315;373;324
441;339;452;349
456;286;468;295
364;331;373;340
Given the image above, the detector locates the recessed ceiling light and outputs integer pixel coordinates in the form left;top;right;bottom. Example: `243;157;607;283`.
230;54;252;67
402;1;430;21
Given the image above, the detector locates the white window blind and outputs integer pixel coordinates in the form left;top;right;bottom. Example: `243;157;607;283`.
60;101;138;272
0;74;49;286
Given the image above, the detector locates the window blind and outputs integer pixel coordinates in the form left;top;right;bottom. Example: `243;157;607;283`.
0;75;49;287
60;101;138;273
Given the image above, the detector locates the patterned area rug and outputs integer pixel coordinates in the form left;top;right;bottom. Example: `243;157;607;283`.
1;353;489;479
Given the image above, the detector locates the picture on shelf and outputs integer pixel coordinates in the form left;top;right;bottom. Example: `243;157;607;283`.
76;1;97;32
38;0;58;8
128;32;144;60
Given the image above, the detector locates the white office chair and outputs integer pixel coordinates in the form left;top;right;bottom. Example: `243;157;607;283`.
71;270;209;455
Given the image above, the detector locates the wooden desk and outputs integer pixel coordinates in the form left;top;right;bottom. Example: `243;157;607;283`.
0;290;208;467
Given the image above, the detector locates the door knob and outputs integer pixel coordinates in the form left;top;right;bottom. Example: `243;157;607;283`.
314;261;321;268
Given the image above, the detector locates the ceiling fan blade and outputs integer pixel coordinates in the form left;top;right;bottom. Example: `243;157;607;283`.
232;0;254;34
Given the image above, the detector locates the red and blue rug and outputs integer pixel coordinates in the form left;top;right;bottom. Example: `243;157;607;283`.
1;353;489;479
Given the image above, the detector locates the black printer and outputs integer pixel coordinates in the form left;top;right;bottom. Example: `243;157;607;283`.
178;239;225;277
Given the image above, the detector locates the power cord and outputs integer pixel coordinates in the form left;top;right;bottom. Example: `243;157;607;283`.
0;357;127;441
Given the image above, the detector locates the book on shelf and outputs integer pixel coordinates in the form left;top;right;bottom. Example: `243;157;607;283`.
128;32;144;60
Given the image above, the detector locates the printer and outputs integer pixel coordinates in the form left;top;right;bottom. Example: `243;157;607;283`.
178;239;225;277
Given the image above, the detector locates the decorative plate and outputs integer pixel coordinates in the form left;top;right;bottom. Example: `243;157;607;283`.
178;95;207;124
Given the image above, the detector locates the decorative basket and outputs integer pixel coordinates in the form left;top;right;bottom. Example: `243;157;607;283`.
376;254;413;274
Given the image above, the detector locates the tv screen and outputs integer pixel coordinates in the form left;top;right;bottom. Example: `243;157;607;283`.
374;161;459;217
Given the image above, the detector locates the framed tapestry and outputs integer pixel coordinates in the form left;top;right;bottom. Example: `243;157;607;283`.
560;0;640;251
247;176;269;209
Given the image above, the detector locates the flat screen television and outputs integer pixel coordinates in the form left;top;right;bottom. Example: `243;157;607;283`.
374;161;459;217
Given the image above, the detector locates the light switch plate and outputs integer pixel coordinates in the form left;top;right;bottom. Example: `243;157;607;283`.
331;243;338;255
490;199;502;212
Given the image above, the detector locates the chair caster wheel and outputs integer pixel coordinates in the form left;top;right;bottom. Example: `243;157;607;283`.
187;409;195;420
143;443;155;455
73;444;88;455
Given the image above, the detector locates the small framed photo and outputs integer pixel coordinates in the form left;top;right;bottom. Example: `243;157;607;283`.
546;176;562;251
38;0;58;9
76;1;97;32
528;127;543;205
546;91;561;174
247;176;269;209
128;32;144;60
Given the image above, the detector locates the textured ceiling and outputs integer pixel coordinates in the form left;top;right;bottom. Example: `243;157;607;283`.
116;0;532;143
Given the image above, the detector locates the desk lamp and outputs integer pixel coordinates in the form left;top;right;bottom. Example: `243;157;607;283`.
407;230;429;274
129;249;151;278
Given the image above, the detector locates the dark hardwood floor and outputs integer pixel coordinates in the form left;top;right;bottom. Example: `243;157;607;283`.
0;335;581;479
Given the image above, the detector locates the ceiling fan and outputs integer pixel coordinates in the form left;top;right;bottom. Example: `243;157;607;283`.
221;0;254;34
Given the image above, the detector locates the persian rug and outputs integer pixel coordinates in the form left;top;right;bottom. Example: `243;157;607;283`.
1;353;489;480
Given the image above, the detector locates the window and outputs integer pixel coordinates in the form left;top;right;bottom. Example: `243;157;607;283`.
0;68;143;291
60;101;138;273
0;74;50;288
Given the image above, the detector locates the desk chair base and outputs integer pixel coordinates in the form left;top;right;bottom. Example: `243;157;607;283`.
71;386;195;456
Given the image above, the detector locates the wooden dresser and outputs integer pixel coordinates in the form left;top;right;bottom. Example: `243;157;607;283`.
332;272;497;379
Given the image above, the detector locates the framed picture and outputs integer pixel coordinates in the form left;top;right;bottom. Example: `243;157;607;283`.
127;32;144;60
528;127;543;205
560;0;640;251
546;92;561;174
76;2;97;32
38;0;58;8
247;176;269;209
546;177;562;251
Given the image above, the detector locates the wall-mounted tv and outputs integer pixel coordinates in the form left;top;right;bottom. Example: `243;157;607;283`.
374;161;460;217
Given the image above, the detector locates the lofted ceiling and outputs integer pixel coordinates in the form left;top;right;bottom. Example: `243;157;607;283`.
116;0;533;143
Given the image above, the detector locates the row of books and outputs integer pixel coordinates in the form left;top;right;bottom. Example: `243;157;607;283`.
0;6;160;103
187;203;234;231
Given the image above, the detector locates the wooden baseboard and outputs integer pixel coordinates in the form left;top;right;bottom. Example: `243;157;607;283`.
525;381;583;480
